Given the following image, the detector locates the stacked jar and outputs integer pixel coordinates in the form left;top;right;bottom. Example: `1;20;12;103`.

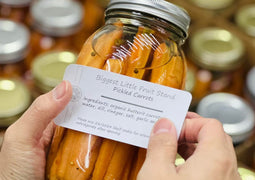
0;0;32;23
187;27;246;108
26;0;83;69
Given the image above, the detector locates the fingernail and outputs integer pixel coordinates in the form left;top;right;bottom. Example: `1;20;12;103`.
53;81;67;100
153;118;172;135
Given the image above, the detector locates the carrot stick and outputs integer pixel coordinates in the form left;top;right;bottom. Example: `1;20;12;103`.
49;130;102;180
92;139;118;180
150;42;185;89
129;148;146;180
103;58;125;74
76;26;123;68
125;27;153;79
103;143;136;180
121;147;138;180
46;126;66;179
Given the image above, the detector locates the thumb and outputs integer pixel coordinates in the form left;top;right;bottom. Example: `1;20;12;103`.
8;80;72;142
145;118;178;170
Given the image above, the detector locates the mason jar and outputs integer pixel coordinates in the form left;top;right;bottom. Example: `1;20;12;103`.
26;0;83;69
0;0;32;23
187;27;245;106
46;0;190;179
31;51;77;98
235;4;255;38
0;78;31;127
0;19;30;78
197;93;255;146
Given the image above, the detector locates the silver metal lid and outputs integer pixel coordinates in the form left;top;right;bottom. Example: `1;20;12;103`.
197;93;255;144
30;0;84;37
235;4;255;37
189;27;245;71
246;67;255;98
0;20;30;64
106;0;190;38
0;0;31;6
189;0;233;10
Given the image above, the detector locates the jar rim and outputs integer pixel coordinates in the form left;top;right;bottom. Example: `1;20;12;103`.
105;0;190;39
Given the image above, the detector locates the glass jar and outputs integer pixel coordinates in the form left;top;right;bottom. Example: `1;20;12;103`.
46;0;190;179
187;27;246;106
189;0;234;11
31;51;77;98
245;67;255;109
235;4;255;38
0;78;31;127
0;19;30;78
26;0;83;69
0;0;31;23
197;93;255;146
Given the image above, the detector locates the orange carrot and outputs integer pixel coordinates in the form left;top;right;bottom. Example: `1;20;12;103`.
92;139;118;180
103;142;136;180
49;130;102;180
103;58;125;74
121;147;138;180
129;148;147;180
150;42;185;89
46;126;66;179
76;27;123;68
125;27;153;79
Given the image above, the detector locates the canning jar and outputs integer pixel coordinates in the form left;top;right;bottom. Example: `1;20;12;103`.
0;19;30;78
187;27;245;106
235;4;255;38
46;0;190;179
26;0;83;69
0;78;31;127
31;51;77;98
0;0;32;23
245;67;255;109
197;93;255;145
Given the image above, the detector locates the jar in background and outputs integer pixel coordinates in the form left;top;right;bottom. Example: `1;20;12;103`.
188;27;245;106
27;0;83;69
46;0;190;179
189;0;233;11
31;51;77;98
0;19;30;78
235;4;255;38
0;0;31;23
197;93;255;145
0;78;31;127
238;166;255;180
245;67;255;109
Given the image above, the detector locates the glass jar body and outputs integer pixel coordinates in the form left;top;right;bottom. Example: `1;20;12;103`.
0;3;30;23
46;12;187;180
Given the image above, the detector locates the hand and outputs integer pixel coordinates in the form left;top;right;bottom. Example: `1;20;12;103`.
0;81;72;180
138;112;241;180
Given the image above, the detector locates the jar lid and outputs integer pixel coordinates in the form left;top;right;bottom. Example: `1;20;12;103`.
189;27;245;71
197;93;255;144
246;67;255;98
185;69;196;92
0;20;30;64
189;0;233;10
235;4;255;37
30;0;84;37
238;167;255;179
0;79;31;126
105;0;190;39
32;51;77;93
0;0;31;6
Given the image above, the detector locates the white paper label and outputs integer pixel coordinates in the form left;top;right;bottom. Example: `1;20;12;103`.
55;64;192;148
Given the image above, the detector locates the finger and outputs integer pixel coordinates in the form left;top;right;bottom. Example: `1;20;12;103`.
185;112;201;119
144;118;178;172
11;80;72;142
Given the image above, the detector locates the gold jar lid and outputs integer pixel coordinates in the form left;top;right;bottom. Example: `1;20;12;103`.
189;0;233;10
0;79;31;127
235;4;255;37
32;51;77;93
238;167;255;180
189;27;245;71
